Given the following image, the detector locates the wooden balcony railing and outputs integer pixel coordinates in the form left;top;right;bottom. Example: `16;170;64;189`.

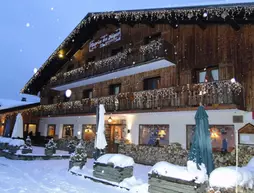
34;80;243;116
48;39;175;87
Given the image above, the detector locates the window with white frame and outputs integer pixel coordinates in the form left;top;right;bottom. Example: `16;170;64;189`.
197;67;219;83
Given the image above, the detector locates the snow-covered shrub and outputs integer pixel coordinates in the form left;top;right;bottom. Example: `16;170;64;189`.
45;138;57;150
45;138;57;156
67;140;77;154
21;136;33;154
0;137;12;150
69;140;87;169
8;139;25;154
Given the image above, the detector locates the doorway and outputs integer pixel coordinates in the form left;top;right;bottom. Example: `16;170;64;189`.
105;124;124;153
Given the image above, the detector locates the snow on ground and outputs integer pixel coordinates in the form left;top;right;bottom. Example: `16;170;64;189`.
0;157;129;193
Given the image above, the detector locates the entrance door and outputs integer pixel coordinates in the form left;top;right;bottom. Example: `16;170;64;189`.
105;125;123;153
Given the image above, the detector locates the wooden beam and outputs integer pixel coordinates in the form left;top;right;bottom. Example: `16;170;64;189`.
126;22;135;27
227;18;241;31
145;22;155;28
197;19;207;30
168;20;178;29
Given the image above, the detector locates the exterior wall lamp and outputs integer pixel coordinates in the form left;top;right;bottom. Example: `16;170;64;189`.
108;116;112;123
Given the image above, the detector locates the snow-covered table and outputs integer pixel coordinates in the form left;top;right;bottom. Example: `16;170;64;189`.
93;154;134;183
148;161;207;193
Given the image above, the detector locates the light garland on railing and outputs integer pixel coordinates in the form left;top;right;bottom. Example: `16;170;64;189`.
9;80;244;117
49;38;165;85
21;5;254;94
89;48;132;69
139;39;163;54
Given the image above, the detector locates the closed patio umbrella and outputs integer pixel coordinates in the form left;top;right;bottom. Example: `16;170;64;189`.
93;104;107;160
188;105;214;176
11;113;23;138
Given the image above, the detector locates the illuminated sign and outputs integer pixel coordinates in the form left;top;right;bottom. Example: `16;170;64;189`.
89;28;121;52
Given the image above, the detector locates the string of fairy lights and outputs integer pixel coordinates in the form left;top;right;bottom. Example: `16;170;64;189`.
49;39;163;85
20;5;254;94
5;79;243;117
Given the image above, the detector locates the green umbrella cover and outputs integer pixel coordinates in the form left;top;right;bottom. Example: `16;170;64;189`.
188;105;214;176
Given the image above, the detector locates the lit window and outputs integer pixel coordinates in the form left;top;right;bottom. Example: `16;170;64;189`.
139;125;169;146
24;124;37;136
186;125;235;152
62;125;74;138
47;125;56;137
82;125;96;141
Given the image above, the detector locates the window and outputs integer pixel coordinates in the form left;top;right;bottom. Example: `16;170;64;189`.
186;125;235;152
83;89;93;99
24;124;37;136
144;32;161;44
47;125;56;137
109;84;121;95
63;93;70;102
111;47;123;56
82;124;96;141
144;77;160;90
62;124;74;138
67;63;74;72
86;56;96;64
196;67;219;83
0;120;4;136
139;124;169;146
48;95;55;104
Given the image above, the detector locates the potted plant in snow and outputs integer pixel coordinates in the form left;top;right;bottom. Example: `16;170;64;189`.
69;140;87;170
21;136;33;154
67;140;77;154
44;138;57;156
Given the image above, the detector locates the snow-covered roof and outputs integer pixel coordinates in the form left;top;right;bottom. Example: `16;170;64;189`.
21;1;254;96
0;98;38;111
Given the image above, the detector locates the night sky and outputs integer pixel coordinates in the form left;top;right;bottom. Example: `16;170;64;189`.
0;0;250;102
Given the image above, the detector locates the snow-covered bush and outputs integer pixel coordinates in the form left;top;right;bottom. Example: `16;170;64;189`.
45;138;57;156
0;137;12;150
67;140;77;154
45;138;57;150
21;136;33;154
69;140;87;169
8;139;25;153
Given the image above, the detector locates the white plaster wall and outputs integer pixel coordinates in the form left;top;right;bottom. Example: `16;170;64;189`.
244;112;254;125
127;109;246;148
38;109;248;148
39;115;97;138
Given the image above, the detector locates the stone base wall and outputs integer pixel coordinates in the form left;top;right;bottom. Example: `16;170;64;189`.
118;143;254;167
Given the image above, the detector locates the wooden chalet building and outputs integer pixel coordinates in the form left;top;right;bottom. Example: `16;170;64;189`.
5;3;254;152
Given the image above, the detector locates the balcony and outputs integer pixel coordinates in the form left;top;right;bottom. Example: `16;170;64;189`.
34;80;243;116
48;39;175;89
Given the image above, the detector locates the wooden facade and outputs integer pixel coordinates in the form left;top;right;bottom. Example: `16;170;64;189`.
18;4;254;114
38;22;253;113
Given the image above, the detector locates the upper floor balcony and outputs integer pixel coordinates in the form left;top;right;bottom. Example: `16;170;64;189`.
48;39;175;90
34;80;243;117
